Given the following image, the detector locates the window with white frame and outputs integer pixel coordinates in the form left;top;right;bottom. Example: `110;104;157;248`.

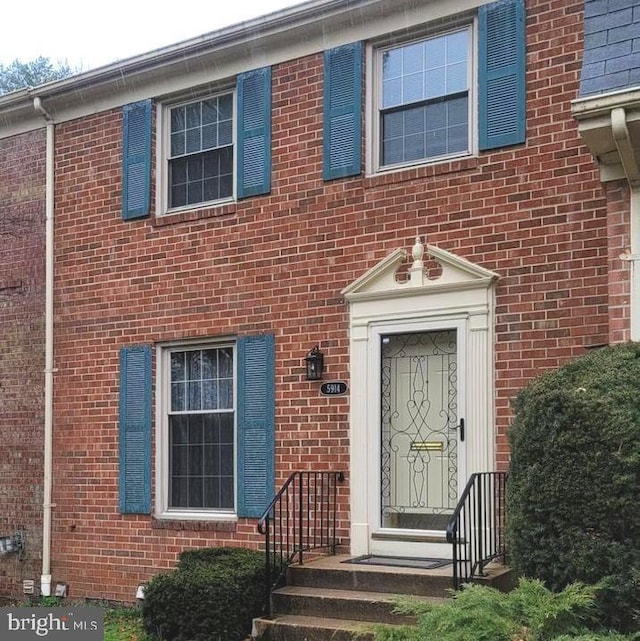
165;344;235;512
167;93;234;210
377;26;472;169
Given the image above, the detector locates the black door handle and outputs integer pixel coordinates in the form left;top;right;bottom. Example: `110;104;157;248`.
458;418;465;442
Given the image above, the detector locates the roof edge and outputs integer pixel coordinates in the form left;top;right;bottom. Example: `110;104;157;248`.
0;0;377;107
572;87;640;120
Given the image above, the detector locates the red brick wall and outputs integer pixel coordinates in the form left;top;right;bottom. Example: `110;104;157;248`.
48;0;615;601
492;0;613;467
0;129;46;597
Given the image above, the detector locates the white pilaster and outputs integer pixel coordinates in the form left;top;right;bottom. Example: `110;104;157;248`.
349;323;371;555
467;310;494;473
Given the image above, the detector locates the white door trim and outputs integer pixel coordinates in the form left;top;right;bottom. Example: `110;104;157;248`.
343;240;498;557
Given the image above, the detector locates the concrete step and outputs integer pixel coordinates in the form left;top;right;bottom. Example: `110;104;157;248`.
251;554;514;641
287;558;453;598
470;563;516;592
252;614;401;641
271;585;445;624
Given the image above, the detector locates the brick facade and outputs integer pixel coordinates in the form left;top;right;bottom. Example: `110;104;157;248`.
0;129;46;597
0;0;633;603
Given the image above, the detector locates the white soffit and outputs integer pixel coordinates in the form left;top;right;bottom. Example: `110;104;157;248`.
572;89;640;185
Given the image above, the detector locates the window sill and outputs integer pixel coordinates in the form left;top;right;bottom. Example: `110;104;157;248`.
152;202;237;227
365;156;479;189
152;516;238;532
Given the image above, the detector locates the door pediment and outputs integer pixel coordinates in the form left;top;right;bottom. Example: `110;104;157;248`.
342;241;498;302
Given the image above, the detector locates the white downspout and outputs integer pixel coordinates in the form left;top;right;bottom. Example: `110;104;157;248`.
630;189;640;341
611;108;640;342
33;96;54;597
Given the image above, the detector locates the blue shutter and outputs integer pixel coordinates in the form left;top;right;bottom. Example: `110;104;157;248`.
237;334;275;518
479;0;526;150
237;67;271;199
122;100;152;219
323;42;363;180
119;345;152;514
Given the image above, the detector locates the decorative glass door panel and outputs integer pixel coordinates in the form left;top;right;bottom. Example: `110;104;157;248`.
380;330;458;531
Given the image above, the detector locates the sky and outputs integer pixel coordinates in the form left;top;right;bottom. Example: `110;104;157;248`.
2;0;305;71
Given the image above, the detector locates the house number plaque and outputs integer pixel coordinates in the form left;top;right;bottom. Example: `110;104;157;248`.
320;381;348;396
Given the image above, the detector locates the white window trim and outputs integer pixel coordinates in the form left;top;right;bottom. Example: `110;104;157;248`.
366;17;479;176
154;339;238;521
155;87;237;217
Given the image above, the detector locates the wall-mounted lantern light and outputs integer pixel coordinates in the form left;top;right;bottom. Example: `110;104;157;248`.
305;346;325;381
0;531;25;559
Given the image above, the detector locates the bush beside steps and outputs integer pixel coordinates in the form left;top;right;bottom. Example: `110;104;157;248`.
506;342;640;632
373;578;633;641
142;546;266;641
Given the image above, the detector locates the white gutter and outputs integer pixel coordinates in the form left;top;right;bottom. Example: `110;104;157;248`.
572;87;640;118
33;96;54;598
0;0;382;110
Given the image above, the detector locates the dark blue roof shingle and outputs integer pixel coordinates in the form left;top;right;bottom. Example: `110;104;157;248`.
580;0;640;96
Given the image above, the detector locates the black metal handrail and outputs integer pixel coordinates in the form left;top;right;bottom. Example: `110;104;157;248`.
446;471;508;590
257;470;345;616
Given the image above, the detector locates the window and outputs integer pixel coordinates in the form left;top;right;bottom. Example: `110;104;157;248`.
364;0;527;174
166;344;236;512
149;335;275;520
152;67;271;216
377;27;472;169
168;94;234;209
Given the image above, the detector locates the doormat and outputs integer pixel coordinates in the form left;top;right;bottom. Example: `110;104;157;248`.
342;555;451;570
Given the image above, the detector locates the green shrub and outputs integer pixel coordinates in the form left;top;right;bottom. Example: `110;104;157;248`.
142;546;266;641
374;578;602;641
177;546;263;572
506;343;640;631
